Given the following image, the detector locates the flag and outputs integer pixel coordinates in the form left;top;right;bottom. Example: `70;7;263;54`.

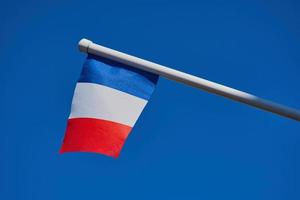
60;54;159;158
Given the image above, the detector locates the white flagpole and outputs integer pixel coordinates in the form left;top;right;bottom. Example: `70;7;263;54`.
78;38;300;122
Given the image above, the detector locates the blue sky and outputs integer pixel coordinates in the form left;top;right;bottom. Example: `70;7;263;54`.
1;0;300;199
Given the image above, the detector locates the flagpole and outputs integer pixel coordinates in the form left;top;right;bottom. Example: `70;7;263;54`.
78;38;300;122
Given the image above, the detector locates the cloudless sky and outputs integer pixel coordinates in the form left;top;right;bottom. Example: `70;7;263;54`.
1;0;300;199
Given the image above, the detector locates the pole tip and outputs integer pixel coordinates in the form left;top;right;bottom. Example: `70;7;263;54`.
78;38;92;53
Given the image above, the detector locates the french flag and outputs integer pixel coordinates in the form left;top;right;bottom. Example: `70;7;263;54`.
60;54;159;158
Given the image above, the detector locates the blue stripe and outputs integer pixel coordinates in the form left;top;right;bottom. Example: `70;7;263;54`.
78;54;159;100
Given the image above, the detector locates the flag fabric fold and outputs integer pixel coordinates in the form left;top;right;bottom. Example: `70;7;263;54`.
60;54;159;158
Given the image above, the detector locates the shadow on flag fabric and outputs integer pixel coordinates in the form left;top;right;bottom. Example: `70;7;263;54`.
60;54;159;158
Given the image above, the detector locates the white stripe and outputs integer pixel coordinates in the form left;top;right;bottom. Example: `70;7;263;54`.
69;83;148;127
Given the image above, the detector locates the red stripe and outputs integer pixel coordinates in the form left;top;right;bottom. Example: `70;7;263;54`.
60;118;132;158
